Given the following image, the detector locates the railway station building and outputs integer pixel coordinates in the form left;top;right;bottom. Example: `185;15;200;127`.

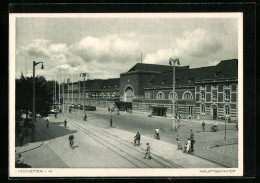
62;59;238;121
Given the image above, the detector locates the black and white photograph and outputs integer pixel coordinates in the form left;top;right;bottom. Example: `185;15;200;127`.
9;13;243;177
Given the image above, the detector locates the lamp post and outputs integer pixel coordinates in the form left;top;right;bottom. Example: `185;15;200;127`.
169;58;180;131
224;116;227;140
80;73;89;116
32;61;44;142
58;70;61;112
110;104;113;127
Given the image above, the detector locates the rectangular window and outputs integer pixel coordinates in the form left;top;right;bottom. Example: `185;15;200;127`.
201;92;206;101
201;105;205;115
145;92;151;99
211;92;218;102
224;92;231;102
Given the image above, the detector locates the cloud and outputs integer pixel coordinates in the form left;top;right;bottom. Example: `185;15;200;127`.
71;35;138;64
18;35;139;80
142;29;224;67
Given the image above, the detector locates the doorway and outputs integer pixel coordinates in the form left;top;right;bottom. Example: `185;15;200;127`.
212;105;218;120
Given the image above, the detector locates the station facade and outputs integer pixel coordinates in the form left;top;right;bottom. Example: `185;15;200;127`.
62;59;238;121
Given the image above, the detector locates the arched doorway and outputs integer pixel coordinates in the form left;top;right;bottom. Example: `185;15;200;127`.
124;86;134;102
212;104;218;120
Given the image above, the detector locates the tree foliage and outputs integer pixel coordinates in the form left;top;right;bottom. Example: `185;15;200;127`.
15;74;58;117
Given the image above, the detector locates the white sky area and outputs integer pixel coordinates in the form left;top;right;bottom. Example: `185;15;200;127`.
15;15;238;82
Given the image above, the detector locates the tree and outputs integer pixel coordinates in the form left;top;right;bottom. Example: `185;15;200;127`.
15;74;53;118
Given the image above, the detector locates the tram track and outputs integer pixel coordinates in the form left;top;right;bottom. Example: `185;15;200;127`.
65;113;182;168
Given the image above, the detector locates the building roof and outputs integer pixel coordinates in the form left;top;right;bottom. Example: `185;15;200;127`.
89;79;105;91
196;59;238;82
101;78;120;91
144;66;214;89
127;63;189;73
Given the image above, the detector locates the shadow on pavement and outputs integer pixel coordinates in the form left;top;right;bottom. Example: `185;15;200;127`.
15;117;78;147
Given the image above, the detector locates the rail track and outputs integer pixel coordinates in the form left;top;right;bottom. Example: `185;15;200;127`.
64;113;183;168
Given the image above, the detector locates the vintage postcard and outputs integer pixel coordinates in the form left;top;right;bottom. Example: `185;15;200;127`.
9;13;243;177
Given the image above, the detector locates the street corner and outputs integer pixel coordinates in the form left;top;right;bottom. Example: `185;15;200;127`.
15;141;43;154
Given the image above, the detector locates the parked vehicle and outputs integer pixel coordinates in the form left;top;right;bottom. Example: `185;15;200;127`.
80;105;96;111
86;106;96;111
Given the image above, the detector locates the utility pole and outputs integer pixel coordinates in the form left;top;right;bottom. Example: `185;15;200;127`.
32;61;44;142
67;69;69;112
62;70;64;115
169;58;180;131
59;70;61;111
54;73;57;106
72;73;74;105
80;73;89;116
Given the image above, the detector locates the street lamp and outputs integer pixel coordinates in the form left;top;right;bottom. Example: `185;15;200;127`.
224;116;227;140
32;61;44;142
110;105;113;127
169;58;180;131
80;73;89;116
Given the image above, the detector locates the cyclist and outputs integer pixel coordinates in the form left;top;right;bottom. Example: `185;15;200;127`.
154;128;160;140
69;134;74;149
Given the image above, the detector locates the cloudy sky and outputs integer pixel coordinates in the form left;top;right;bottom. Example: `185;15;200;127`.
14;14;239;82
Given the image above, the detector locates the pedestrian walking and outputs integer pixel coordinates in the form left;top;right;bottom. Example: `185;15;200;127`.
189;114;191;120
176;136;183;150
186;138;191;154
134;132;141;146
55;113;57;118
202;121;205;131
64;119;67;127
69;134;74;149
190;129;194;140
144;143;151;159
46;117;49;128
190;138;196;154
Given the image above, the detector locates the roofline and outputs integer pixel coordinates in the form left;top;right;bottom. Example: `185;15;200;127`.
120;70;161;76
195;78;238;83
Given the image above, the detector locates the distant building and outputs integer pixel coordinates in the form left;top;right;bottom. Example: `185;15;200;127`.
62;59;238;121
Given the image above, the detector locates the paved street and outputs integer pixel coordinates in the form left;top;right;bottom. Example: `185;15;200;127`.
15;107;238;168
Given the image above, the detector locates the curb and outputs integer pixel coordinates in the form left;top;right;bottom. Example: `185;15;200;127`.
15;141;44;155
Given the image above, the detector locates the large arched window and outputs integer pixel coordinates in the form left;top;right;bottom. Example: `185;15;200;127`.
100;93;104;98
169;92;178;100
157;92;165;99
111;93;116;98
182;91;193;99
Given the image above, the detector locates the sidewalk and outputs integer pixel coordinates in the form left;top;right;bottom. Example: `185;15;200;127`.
194;138;238;167
15;119;43;154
